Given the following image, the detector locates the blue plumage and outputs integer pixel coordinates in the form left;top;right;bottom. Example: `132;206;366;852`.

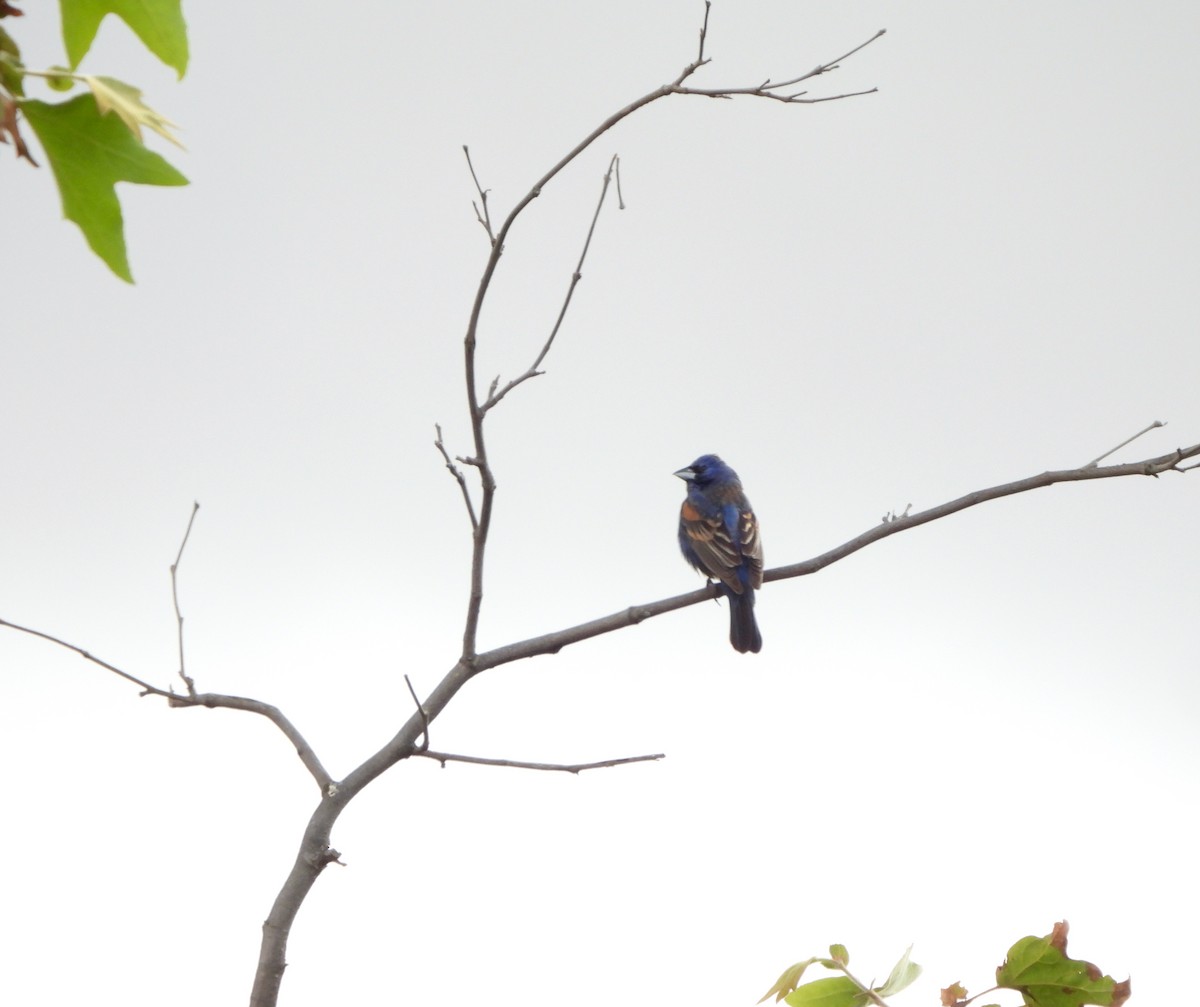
674;455;763;654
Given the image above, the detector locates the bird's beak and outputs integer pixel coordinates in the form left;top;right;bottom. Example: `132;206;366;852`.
673;466;696;482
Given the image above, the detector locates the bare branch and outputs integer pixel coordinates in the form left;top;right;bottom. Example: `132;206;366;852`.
676;84;879;104
400;662;656;773
170;501;199;697
251;17;889;1004
768;444;1199;578
468;440;1200;672
1083;420;1164;468
415;750;665;773
175;692;334;793
0;617;334;791
698;0;712;63
484;153;623;412
764;29;888;89
462;145;495;245
434;424;478;530
676;27;885;103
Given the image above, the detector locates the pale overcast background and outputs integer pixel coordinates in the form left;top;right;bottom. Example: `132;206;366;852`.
3;1;1198;1005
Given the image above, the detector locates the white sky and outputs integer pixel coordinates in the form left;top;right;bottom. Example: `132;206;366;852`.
3;1;1198;1004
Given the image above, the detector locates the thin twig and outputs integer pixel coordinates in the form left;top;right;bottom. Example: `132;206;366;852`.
462;145;495;245
170;501;200;697
677;84;879;104
679;28;886;103
0;618;162;692
403;673;429;753
415;750;665;773
764;29;888;89
484;153;623;412
698;0;712;63
434;424;479;530
1083;420;1164;468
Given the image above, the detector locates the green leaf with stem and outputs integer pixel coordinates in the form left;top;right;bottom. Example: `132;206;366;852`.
998;935;1127;1007
20;92;187;281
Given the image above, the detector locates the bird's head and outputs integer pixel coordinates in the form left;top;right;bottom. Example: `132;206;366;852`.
674;454;737;488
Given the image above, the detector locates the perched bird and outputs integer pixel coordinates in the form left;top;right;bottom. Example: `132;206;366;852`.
675;454;763;653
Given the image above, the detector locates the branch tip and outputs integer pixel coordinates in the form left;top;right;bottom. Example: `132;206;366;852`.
1083;420;1166;468
416;750;666;774
170;502;200;697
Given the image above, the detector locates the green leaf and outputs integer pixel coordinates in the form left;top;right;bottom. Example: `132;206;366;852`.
997;935;1127;1007
60;0;188;77
784;976;869;1007
85;75;181;145
0;25;23;95
828;944;849;966
20;93;187;281
877;945;921;997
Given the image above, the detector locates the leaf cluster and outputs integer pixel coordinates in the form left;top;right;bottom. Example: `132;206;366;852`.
0;0;188;280
761;924;1129;1007
759;944;921;1007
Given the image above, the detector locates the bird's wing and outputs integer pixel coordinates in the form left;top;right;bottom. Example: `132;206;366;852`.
739;507;764;590
681;501;751;594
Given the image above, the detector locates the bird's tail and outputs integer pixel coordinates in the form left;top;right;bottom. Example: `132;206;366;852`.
727;589;762;654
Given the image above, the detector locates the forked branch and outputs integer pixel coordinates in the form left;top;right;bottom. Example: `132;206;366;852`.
0;616;335;791
484;154;624;412
453;20;885;664
677;28;886;102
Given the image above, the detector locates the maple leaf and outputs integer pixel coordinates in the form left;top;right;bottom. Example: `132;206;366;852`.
84;74;182;147
20;92;186;280
940;982;967;1006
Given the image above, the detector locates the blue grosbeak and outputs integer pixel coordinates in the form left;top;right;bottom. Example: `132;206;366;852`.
675;455;763;653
